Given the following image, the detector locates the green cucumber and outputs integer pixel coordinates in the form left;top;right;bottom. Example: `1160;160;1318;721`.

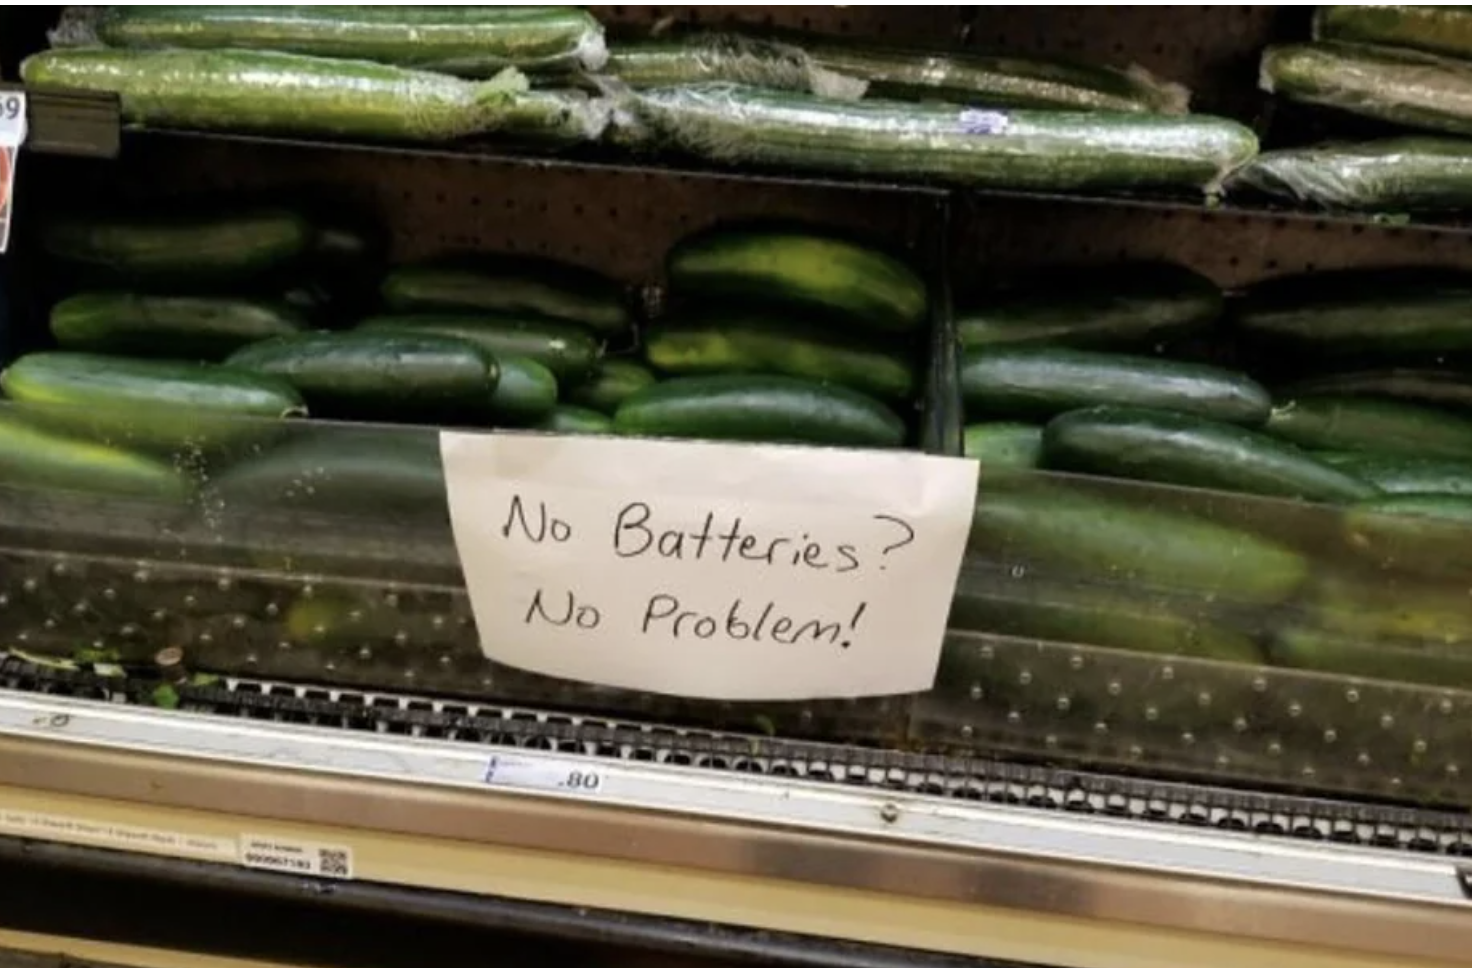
666;227;927;335
89;6;609;75
1042;406;1377;503
967;479;1307;605
1266;396;1472;459
1298;573;1472;646
1234;269;1472;359
1269;624;1472;690
1261;42;1472;138
1277;369;1472;413
225;332;498;424
1344;494;1472;575
20;48;554;144
1314;7;1472;63
490;356;559;425
566;359;656;414
643;309;916;400
1352;493;1472;525
0;408;193;502
535;405;614;435
1227;138;1472;212
962;423;1043;468
957;262;1222;350
40;208;314;286
960;347;1271;424
1320;453;1472;495
0;351;305;455
614;374;907;449
355;313;598;383
380;260;630;336
630;84;1259;196
605;35;866;99
50;292;308;361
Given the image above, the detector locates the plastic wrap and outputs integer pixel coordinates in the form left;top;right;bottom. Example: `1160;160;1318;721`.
627;83;1257;196
605;34;867;100
20;48;609;145
1314;5;1472;63
53;5;609;75
1226;137;1472;213
1261;42;1472;138
806;41;1190;115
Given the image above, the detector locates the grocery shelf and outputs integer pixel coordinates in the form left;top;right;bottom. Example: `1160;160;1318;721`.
1;84;118;159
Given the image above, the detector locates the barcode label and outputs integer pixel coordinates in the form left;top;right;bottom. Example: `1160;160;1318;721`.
239;835;354;880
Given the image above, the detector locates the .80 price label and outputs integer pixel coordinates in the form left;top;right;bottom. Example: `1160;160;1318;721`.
484;754;606;796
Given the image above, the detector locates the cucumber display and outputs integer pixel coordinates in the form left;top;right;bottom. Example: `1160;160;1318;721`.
966;480;1307;605
629;84;1258;196
956;262;1222;350
960;347;1271;425
566;359;656;415
40;208;314;286
1234;270;1472;360
489;355;558;425
644;310;915;400
85;6;610;74
1277;369;1472;413
1261;43;1472;138
0;351;305;454
614;374;907;449
1227;138;1472;213
355;313;599;383
380;260;630;336
0;409;193;502
535;405;614;435
962;423;1043;468
1041;406;1377;503
225;332;499;423
21;48;600;144
666;227;927;336
1314;7;1472;63
1321;453;1472;495
1266;396;1472;460
50;292;307;361
605;34;866;99
1269;625;1472;691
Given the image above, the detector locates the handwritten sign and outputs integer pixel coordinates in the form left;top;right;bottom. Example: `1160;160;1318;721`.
0;91;24;255
439;432;978;701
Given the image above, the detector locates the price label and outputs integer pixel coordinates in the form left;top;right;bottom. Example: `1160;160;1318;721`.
0;91;25;255
483;753;607;796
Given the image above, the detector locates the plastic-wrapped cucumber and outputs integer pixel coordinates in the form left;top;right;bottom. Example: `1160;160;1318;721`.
1314;6;1472;63
1261;42;1472;138
20;48;607;144
806;41;1190;115
1227;138;1472;212
59;6;609;75
628;84;1257;196
605;34;867;100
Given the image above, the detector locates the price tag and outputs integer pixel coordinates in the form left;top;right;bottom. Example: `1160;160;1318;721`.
440;433;978;701
0;91;26;255
484;753;606;796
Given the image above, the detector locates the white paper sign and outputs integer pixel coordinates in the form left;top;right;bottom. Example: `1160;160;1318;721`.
439;432;978;701
0;90;23;255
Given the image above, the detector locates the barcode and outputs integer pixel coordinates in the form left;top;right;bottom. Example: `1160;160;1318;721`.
318;848;351;878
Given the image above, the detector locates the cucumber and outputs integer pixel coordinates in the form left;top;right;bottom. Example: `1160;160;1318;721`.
90;6;609;75
1298;573;1472;647
1042;406;1377;503
1277;369;1472;413
490;356;559;425
1234;269;1472;360
1320;453;1472;495
0;408;193;502
50;292;308;361
1351;493;1472;526
0;351;305;455
380;260;630;336
535;405;614;436
1266;396;1472;459
630;84;1259;196
40;208;314;286
1269;625;1472;691
566;359;656;415
225;332;498;424
960;347;1271;425
605;35;867;99
1227;138;1472;212
966;479;1307;605
957;262;1222;350
355;313;599;383
614;374;907;449
1314;7;1472;63
1261;43;1472;138
643;309;916;400
20;48;559;144
962;423;1043;468
1344;494;1472;575
665;227;927;336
